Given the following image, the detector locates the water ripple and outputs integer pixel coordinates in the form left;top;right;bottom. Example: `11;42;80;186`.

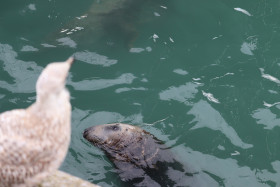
74;51;117;67
115;87;147;93
69;73;136;91
260;68;280;84
159;82;199;104
252;108;280;130
56;37;77;48
20;45;39;52
0;43;42;93
188;100;253;149
202;91;220;104
174;145;278;186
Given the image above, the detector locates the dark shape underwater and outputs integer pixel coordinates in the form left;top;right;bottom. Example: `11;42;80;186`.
47;0;165;49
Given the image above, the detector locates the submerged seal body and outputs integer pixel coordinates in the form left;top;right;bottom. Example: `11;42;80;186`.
47;0;164;49
83;123;193;186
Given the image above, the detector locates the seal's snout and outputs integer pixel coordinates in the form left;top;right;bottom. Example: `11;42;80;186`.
83;128;90;139
83;126;94;139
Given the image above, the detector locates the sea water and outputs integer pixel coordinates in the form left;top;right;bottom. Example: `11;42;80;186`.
0;0;279;186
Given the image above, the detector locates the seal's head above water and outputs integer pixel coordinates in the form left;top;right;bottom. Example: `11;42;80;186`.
83;123;141;148
83;123;175;168
83;123;186;186
83;123;168;167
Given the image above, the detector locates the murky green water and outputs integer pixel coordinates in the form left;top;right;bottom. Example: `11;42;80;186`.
1;0;280;186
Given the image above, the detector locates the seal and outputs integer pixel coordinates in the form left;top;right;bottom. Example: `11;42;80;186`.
83;123;194;186
47;0;163;49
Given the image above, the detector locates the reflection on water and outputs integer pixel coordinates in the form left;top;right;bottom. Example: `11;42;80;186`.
252;108;280;130
159;82;199;104
173;68;188;75
0;43;42;93
57;37;77;48
115;87;147;93
260;68;280;85
188;100;253;149
174;145;279;186
69;73;136;91
21;45;39;52
74;51;117;67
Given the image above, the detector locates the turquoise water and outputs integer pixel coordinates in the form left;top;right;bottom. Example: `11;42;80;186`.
1;0;280;186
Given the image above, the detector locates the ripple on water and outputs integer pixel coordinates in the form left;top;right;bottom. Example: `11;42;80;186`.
252;108;280;130
0;94;5;99
172;68;188;75
56;37;77;48
20;45;39;52
69;73;136;91
115;87;147;93
173;145;279;186
28;4;36;11
188;100;253;149
260;68;280;85
0;43;42;93
73;51;117;67
159;82;200;104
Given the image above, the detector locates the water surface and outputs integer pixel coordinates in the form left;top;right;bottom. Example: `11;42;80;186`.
0;0;280;186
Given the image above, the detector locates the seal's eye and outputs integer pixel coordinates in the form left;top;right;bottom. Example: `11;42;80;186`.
107;125;120;131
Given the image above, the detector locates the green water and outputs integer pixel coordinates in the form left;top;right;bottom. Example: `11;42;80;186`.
1;0;280;186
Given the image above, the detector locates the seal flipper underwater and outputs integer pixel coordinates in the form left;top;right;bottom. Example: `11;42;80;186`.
83;123;199;186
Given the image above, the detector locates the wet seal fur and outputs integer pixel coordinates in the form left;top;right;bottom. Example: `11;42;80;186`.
83;123;196;186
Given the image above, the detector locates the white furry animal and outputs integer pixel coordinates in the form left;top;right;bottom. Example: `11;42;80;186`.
0;57;74;187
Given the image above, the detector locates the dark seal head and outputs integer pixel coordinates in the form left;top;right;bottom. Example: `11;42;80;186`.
83;123;190;186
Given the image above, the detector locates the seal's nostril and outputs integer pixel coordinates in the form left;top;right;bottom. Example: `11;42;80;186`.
83;129;89;138
83;127;95;138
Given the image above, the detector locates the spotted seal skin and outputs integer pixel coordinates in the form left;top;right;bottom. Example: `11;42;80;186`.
83;123;194;186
